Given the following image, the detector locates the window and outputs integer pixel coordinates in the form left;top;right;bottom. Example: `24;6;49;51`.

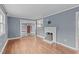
0;14;5;34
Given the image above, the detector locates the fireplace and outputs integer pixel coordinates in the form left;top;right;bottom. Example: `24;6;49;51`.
44;27;56;43
45;32;53;41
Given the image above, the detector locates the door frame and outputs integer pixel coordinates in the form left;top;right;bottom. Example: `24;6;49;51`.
76;12;79;49
20;19;36;37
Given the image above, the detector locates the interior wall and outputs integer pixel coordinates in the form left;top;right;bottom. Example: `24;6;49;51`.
8;17;20;38
8;17;36;38
43;6;79;48
0;5;8;53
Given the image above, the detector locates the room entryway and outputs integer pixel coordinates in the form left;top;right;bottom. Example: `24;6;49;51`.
20;20;36;37
27;25;32;34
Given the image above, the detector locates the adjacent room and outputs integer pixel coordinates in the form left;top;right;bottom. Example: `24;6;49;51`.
0;4;79;54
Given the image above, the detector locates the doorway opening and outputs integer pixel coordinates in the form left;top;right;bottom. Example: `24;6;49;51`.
20;20;36;37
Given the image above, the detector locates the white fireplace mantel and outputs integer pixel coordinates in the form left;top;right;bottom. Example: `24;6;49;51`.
44;27;56;43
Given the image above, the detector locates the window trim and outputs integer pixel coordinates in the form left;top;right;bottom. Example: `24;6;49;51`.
0;8;5;36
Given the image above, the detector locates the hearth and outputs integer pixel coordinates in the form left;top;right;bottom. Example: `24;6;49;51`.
45;32;53;41
44;27;56;43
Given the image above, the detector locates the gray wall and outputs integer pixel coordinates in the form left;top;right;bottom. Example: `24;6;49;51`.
0;34;7;52
8;17;34;38
8;17;20;38
0;5;8;53
43;7;79;48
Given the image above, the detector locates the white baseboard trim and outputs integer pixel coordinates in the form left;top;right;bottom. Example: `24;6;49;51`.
43;39;54;44
0;36;23;54
41;38;78;50
55;42;78;50
0;37;22;54
8;36;22;40
1;36;77;54
1;40;8;54
37;35;45;39
37;35;78;50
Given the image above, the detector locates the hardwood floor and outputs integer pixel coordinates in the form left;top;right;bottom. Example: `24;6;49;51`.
3;35;79;54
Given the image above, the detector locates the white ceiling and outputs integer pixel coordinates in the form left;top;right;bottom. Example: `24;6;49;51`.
4;4;79;20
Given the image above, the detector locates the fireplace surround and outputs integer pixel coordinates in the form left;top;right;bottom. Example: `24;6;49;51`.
44;27;56;43
45;32;53;41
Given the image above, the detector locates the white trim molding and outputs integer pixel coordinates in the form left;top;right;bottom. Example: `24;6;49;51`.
37;35;45;39
43;5;79;19
8;36;22;40
0;36;78;54
56;42;78;50
1;40;8;54
41;37;78;50
44;27;56;43
75;12;79;50
1;36;22;54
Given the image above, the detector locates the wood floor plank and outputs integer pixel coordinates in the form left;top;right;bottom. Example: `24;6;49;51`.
3;36;78;54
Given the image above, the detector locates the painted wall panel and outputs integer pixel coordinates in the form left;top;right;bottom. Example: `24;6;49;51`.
43;7;79;48
8;17;20;38
0;4;8;53
8;17;35;38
